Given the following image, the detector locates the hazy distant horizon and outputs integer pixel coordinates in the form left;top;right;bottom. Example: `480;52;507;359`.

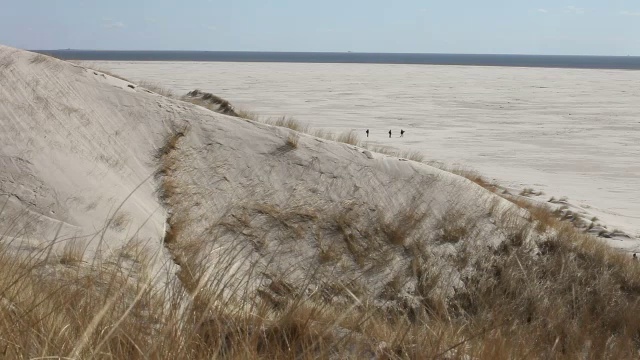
33;48;640;57
35;50;640;70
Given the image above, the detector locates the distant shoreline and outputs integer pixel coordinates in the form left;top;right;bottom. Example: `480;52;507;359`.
34;50;640;70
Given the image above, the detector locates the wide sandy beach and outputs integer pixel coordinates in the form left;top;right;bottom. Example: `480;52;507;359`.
88;61;640;247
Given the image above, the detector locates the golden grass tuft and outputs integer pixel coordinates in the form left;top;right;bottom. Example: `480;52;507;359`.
398;150;425;162
29;53;49;64
381;204;429;246
435;208;473;244
266;116;309;133
138;80;174;98
3;193;640;358
310;128;336;141
286;131;299;149
336;130;360;146
3;98;640;358
236;109;260;121
59;239;85;266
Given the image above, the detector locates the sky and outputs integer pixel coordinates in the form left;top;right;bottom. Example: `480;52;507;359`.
1;0;639;55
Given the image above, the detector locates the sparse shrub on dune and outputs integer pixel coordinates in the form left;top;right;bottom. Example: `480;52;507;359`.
310;128;335;141
380;198;430;246
235;108;260;121
138;80;175;98
182;89;240;117
29;53;49;64
4;187;640;358
434;208;474;244
399;149;425;162
266;116;309;133
175;94;432;166
58;239;85;265
444;165;499;192
336;130;360;146
286;131;299;149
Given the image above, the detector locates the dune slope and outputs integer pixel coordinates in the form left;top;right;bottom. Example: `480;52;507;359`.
5;45;640;358
0;46;191;273
0;45;517;294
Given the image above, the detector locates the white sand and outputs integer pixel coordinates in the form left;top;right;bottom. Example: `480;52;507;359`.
1;45;523;294
5;43;639;304
86;61;640;249
0;45;524;299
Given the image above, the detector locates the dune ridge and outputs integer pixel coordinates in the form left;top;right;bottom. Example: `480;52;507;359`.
3;45;640;358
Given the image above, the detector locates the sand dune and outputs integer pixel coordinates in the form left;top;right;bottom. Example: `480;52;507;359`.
7;46;640;358
88;60;640;250
0;47;183;274
1;45;518;293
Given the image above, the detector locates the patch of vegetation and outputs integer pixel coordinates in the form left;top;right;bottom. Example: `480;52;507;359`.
138;80;174;98
336;130;360;146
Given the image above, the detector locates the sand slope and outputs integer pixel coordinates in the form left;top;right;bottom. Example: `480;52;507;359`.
89;61;640;250
1;45;532;300
0;46;189;273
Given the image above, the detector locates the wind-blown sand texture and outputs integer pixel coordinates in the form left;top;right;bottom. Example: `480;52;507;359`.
87;60;640;250
0;45;517;289
8;46;640;358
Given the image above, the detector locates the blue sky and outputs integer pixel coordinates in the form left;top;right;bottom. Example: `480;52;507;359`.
1;0;639;55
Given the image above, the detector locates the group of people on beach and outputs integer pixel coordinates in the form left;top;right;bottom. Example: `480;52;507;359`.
365;129;405;138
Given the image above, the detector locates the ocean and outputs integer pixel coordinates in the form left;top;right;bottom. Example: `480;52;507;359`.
35;50;640;70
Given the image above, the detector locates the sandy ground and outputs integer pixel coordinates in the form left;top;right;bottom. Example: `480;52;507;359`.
1;45;525;297
86;61;640;249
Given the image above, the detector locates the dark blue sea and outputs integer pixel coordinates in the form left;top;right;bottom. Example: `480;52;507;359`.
34;50;640;70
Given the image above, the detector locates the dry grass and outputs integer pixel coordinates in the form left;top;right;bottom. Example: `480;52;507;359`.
444;166;499;192
175;91;433;165
4;96;640;358
286;131;299;149
336;130;360;146
235;109;260;121
434;208;474;244
310;129;336;141
380;200;430;246
3;195;640;358
398;150;425;162
266;116;309;133
58;239;85;265
181;89;241;117
151;125;640;357
29;53;49;64
138;80;174;98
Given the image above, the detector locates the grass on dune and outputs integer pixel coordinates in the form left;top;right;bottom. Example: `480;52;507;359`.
4;87;637;358
3;186;640;359
138;80;175;98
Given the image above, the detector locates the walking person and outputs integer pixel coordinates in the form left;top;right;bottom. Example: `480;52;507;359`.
388;130;392;138
366;129;369;138
400;129;405;138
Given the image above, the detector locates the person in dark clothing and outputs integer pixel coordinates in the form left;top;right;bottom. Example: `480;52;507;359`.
366;129;369;137
400;129;405;137
388;130;392;138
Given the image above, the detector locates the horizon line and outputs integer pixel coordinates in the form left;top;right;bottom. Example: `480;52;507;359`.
32;49;640;58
